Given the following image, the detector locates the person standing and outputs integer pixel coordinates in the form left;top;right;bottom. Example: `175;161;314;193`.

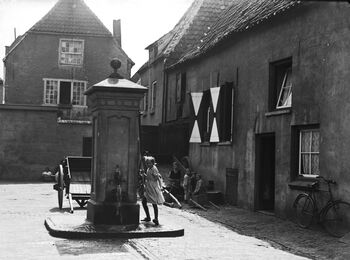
142;156;165;225
182;169;192;203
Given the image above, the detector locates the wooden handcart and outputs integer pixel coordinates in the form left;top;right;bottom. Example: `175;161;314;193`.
53;156;92;213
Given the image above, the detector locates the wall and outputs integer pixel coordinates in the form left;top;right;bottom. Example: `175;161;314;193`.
170;2;350;217
0;105;91;180
139;59;164;126
4;33;131;105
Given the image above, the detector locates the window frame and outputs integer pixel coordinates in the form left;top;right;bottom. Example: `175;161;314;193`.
142;90;148;114
298;128;320;178
59;39;84;66
269;57;293;111
43;78;87;107
276;67;292;109
150;81;157;113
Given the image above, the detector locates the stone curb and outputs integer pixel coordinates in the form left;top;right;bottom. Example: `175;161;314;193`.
44;217;184;239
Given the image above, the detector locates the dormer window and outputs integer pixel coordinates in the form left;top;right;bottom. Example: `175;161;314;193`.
59;39;84;66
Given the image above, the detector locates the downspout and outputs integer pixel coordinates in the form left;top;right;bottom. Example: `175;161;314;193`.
2;60;5;104
162;58;168;124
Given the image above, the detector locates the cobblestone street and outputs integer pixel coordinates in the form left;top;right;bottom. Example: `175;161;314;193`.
0;182;347;259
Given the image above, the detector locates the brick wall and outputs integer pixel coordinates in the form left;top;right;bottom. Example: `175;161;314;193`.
0;105;91;180
4;33;131;105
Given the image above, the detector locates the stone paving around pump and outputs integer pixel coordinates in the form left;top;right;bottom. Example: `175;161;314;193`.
0;182;317;259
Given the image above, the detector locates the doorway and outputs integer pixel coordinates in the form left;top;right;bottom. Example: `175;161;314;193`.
255;133;275;211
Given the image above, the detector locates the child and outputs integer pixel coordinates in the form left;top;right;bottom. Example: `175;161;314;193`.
183;168;192;203
142;156;165;225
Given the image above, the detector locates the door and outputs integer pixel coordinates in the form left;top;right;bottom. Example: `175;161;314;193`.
255;133;275;211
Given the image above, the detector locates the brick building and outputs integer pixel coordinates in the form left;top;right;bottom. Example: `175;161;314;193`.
133;0;232;160
0;0;133;180
166;0;350;217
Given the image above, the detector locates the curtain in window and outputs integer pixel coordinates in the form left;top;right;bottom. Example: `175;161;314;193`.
300;130;320;175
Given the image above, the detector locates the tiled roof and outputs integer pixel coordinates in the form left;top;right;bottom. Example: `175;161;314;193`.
29;0;112;37
149;0;232;66
177;0;301;64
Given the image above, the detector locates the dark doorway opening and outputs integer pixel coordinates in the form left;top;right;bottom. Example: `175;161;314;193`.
60;81;71;105
82;137;92;157
255;133;275;211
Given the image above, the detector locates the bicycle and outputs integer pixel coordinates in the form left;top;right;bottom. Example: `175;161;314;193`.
293;176;350;237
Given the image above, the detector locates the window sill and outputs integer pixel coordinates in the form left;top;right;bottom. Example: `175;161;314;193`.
218;141;232;146
288;176;319;191
200;142;210;147
265;108;291;117
57;118;91;125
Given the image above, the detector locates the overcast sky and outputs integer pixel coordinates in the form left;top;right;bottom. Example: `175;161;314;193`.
0;0;193;77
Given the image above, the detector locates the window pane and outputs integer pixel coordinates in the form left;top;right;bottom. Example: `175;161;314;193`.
301;131;311;152
311;154;320;175
72;82;85;106
45;80;58;104
301;154;310;174
60;40;84;65
311;131;320;152
276;67;292;108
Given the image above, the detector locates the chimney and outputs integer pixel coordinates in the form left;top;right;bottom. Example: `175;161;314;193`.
113;19;122;47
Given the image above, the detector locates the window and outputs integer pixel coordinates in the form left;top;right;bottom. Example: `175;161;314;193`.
269;58;292;110
43;79;87;106
150;81;156;112
176;73;186;103
72;81;86;106
217;82;234;142
59;39;84;66
176;73;187;119
299;129;320;177
141;90;148;114
44;80;58;105
276;67;292;108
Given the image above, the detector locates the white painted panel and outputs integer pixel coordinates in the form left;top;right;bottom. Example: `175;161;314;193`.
190;120;201;143
210;87;220;113
210;117;219;143
191;92;203;116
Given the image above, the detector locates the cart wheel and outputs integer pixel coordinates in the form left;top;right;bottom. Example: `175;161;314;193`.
58;190;63;209
57;164;65;209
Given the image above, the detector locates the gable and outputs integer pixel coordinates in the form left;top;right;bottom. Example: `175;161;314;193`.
29;0;112;37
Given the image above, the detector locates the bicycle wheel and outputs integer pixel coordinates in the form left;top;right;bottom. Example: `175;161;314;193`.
294;194;315;228
323;201;350;237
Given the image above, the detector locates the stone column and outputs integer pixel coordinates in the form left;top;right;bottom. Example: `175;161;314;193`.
85;59;146;225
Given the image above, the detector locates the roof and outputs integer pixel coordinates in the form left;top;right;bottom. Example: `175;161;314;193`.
29;0;112;37
176;0;301;65
148;0;232;66
4;0;134;65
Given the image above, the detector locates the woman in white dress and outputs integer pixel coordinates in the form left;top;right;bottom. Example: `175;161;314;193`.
142;156;164;225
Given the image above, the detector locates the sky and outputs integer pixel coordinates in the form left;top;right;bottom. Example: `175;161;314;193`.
0;0;193;77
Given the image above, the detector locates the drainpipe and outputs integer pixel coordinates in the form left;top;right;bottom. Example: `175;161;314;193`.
162;58;168;124
0;77;3;104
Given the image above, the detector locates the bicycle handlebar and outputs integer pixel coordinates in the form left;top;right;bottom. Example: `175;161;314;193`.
316;176;336;185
